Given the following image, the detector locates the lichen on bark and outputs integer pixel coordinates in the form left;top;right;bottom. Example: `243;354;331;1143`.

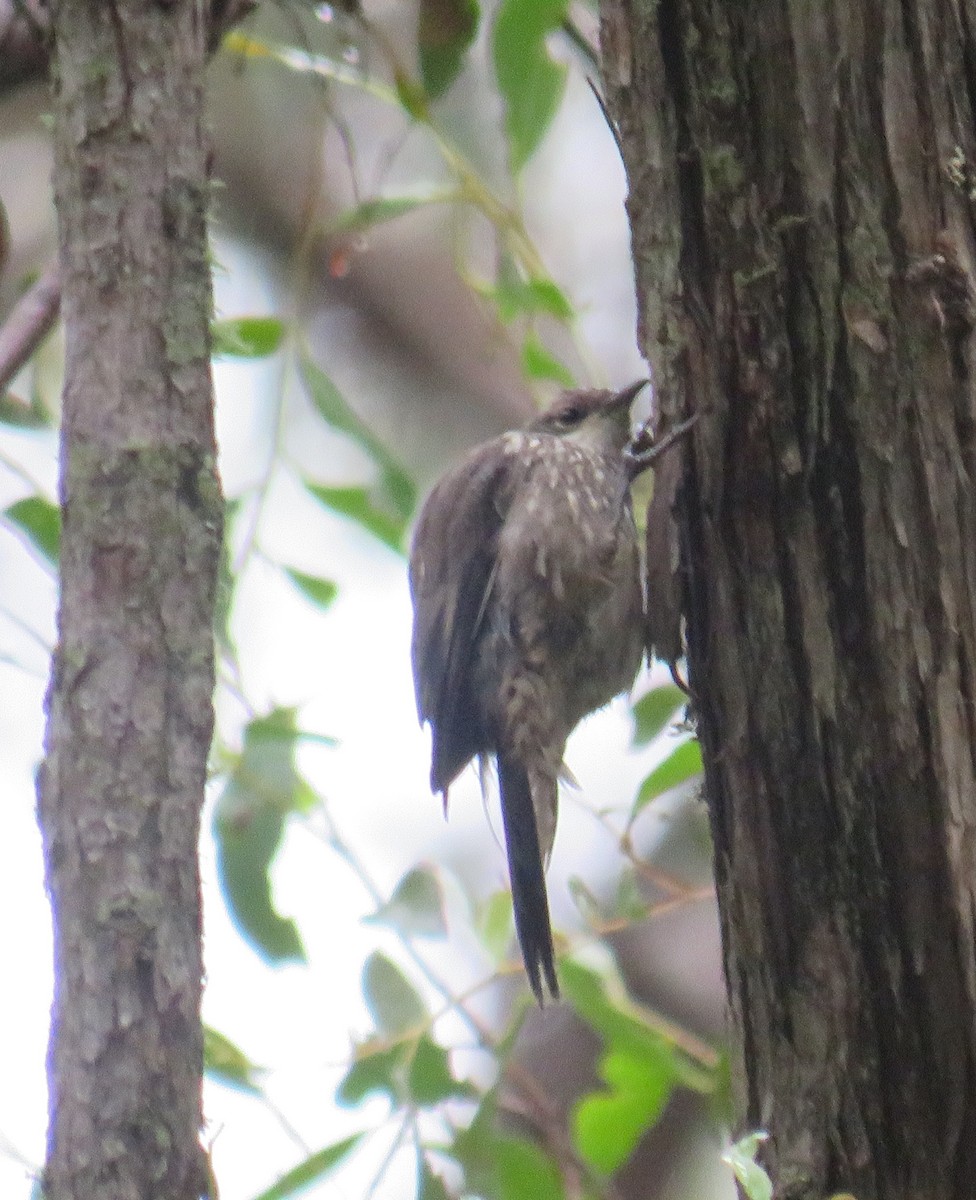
40;4;222;1199
602;1;976;1196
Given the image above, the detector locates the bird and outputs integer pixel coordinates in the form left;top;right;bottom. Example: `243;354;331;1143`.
408;381;649;1003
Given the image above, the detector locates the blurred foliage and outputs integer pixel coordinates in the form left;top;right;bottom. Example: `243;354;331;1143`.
213;315;288;358
0;2;731;1199
223;0;583;394
250;1134;366;1200
492;0;569;172
721;1133;773;1200
300;356;416;552
418;0;480;98
213;706;314;963
4;496;60;566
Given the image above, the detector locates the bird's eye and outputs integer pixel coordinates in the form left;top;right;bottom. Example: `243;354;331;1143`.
553;406;584;428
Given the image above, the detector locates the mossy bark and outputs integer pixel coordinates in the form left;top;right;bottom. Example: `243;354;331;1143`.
603;2;976;1196
39;4;221;1198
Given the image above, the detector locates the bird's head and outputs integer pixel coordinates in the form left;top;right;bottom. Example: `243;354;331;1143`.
530;380;648;455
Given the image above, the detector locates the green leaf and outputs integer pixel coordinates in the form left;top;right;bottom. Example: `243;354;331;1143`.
562;959;717;1096
214;802;303;962
362;952;426;1035
631;684;686;747
0;391;52;428
450;1101;497;1195
293;729;340;752
521;332;574;386
338;1039;410;1107
495;1137;564;1200
454;1104;564;1200
284;568;338;610
523;277;573;319
340;1030;477;1113
301;355;363;438
306;483;407;553
418;0;479;98
490;266;574;324
203;1025;262;1096
632;739;703;816
300;356;416;550
251;1133;365;1200
566;875;602;924
213;708;307;963
395;70;431;120
561;959;674;1066
476;888;514;961
492;0;569;171
408;1034;474;1105
418;1160;452;1200
612;866;647;923
301;358;411;503
561;957;713;1170
329;194;449;236
722;1132;772;1200
5;496;60;565
573;1047;674;1173
212;316;285;358
366;866;447;938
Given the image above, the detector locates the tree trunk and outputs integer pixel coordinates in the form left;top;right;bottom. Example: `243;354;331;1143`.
39;4;221;1198
603;2;976;1197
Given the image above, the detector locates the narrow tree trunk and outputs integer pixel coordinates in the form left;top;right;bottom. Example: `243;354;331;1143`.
603;2;976;1196
39;4;221;1198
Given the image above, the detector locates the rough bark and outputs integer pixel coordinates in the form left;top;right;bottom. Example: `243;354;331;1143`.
603;2;976;1197
0;0;257;93
39;3;221;1198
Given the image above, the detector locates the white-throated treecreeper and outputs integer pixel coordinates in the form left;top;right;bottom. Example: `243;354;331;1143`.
409;382;650;1003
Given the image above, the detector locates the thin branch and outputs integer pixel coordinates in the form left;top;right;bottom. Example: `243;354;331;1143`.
0;0;257;85
0;0;260;389
626;412;700;479
0;260;61;398
585;75;624;165
561;14;600;72
0;0;48;90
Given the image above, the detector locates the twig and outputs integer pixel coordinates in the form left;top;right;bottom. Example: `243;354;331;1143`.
0;1;49;91
561;15;600;72
585;75;624;164
0;260;61;398
626;412;699;479
0;0;257;77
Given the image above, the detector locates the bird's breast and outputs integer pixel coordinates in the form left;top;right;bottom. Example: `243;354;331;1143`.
489;442;645;724
499;442;633;588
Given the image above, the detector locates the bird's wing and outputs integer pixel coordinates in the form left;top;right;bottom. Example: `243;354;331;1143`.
409;442;514;794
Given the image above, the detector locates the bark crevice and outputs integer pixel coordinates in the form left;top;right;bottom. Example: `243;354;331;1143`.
603;0;976;1195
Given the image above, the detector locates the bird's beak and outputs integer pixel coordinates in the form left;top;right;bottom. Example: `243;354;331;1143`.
610;379;649;412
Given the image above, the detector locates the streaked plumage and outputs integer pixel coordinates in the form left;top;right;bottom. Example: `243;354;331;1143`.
409;383;647;1001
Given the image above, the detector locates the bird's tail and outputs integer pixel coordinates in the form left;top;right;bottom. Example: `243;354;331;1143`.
497;752;558;1003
